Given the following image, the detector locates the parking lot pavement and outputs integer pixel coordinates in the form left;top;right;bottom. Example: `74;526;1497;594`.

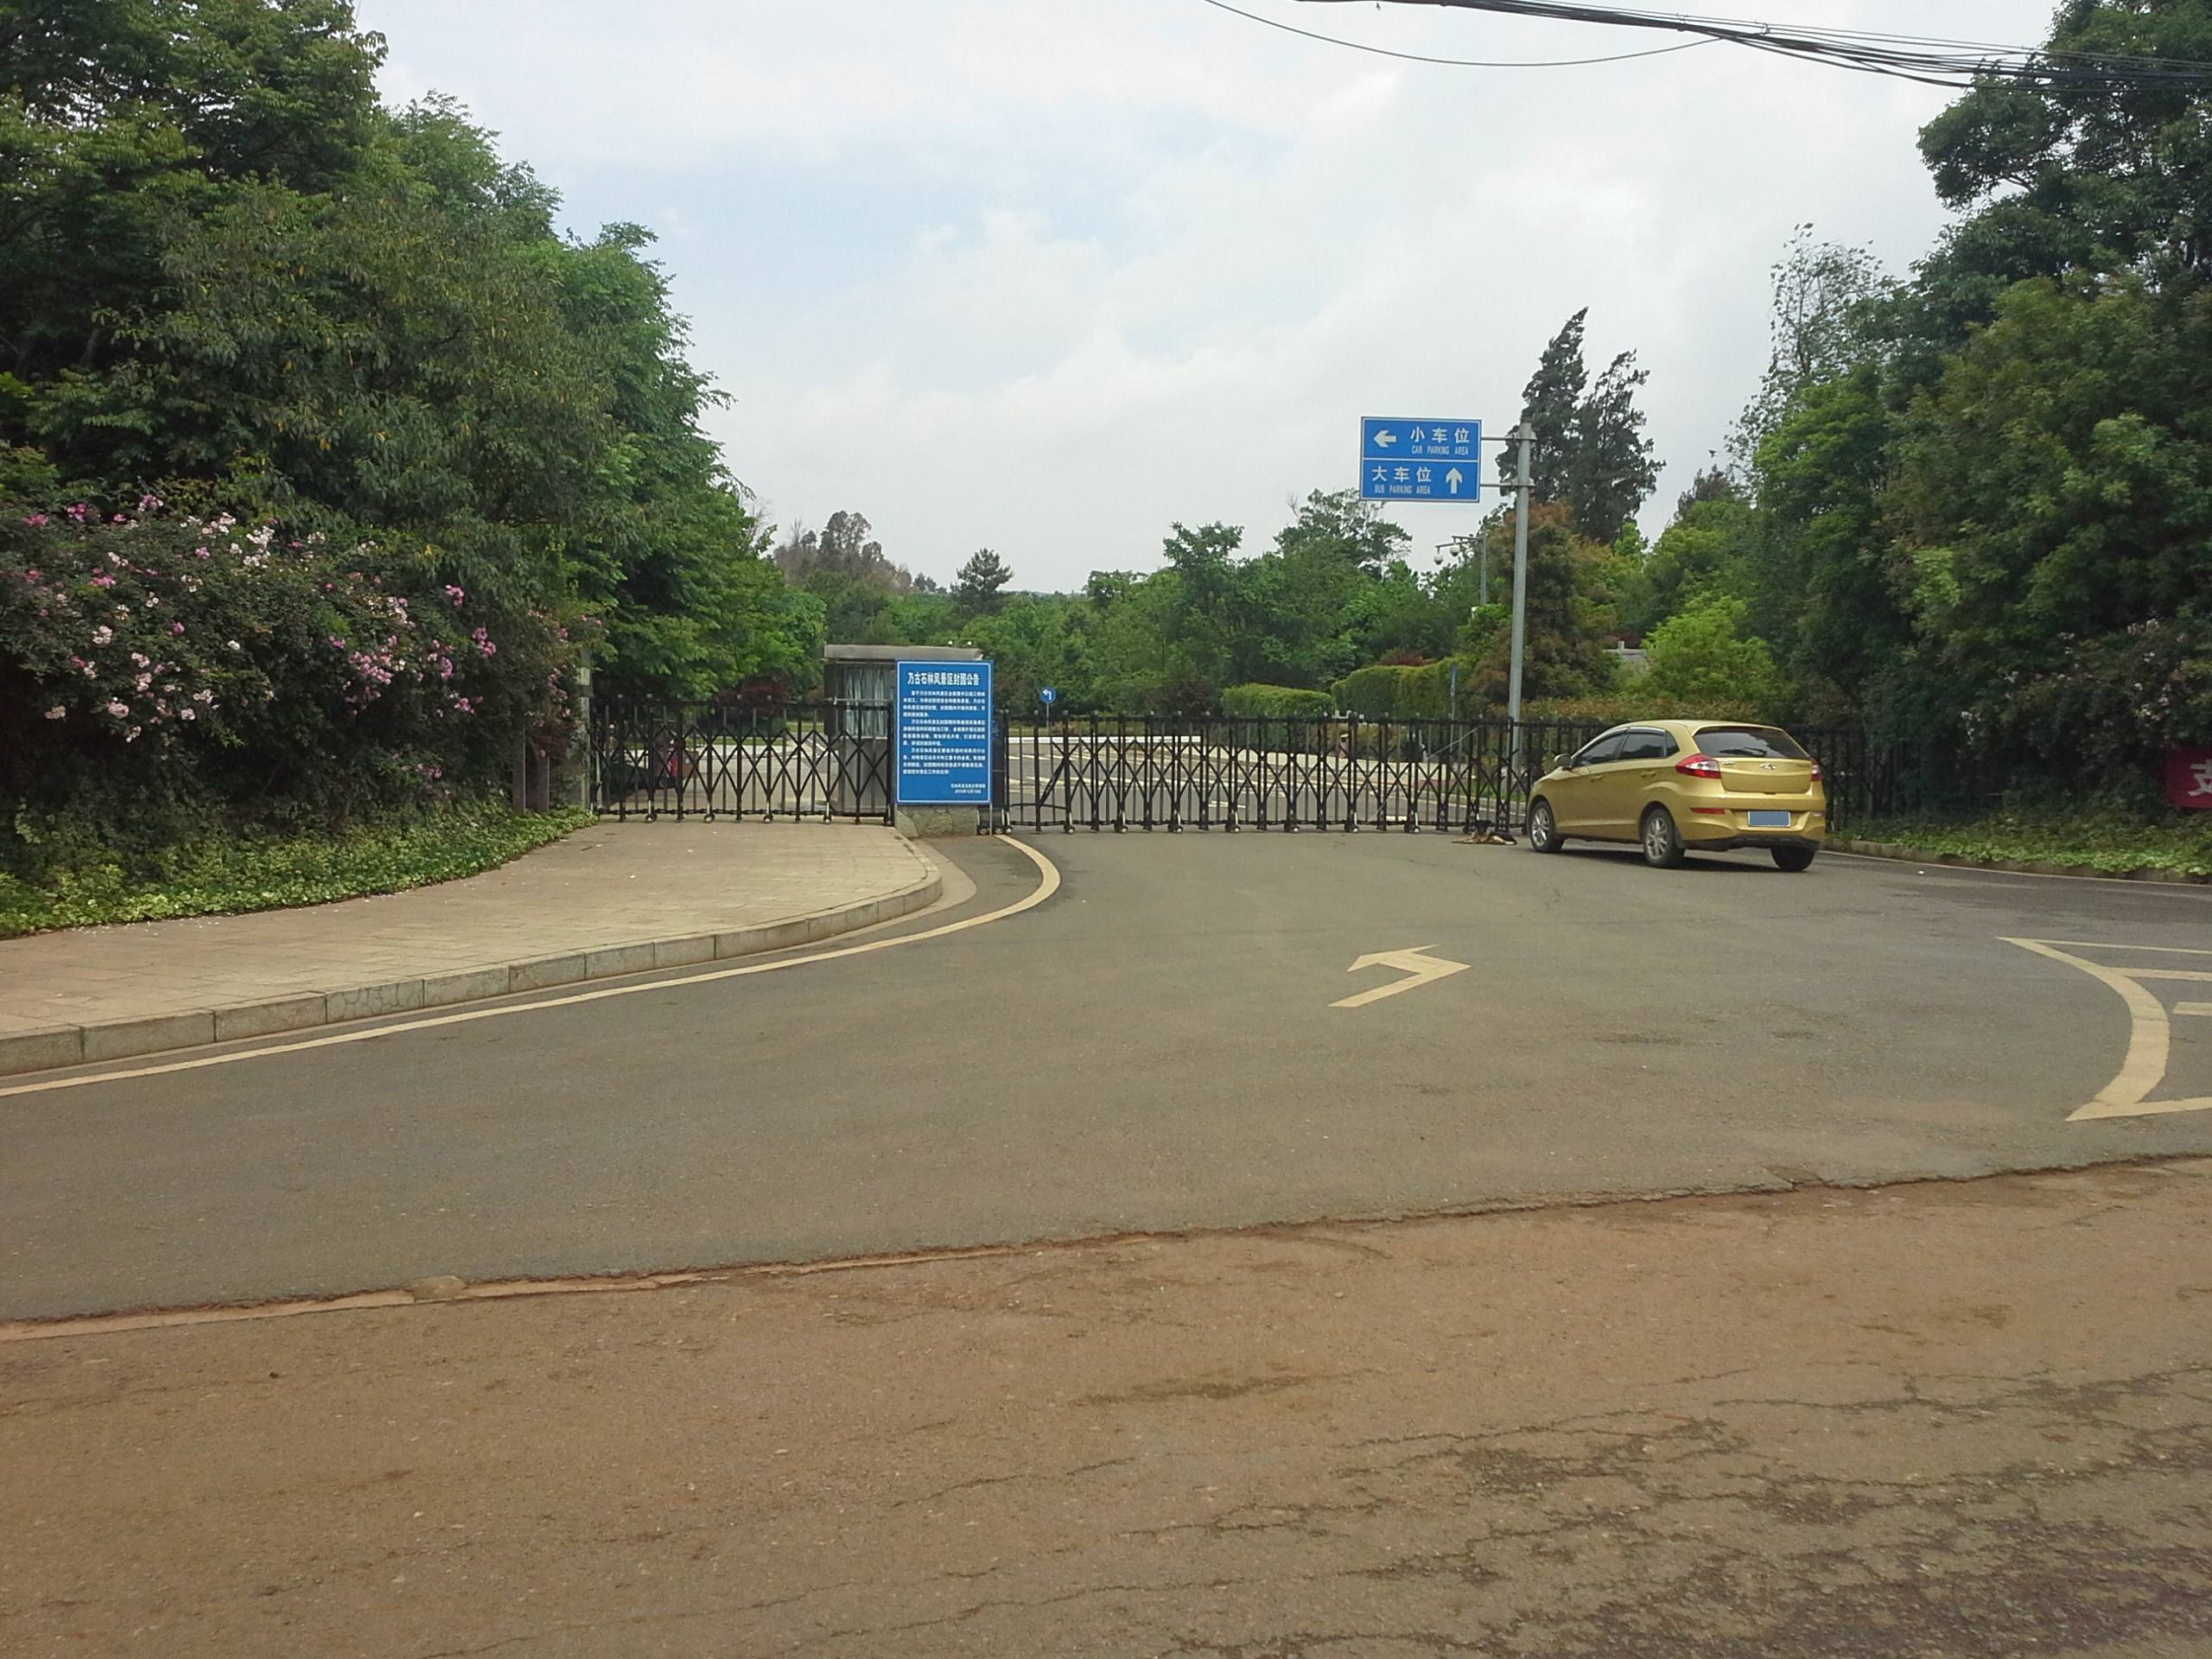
6;1159;2209;1658
2;832;2209;1319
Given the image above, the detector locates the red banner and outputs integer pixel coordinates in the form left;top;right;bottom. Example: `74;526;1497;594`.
2166;747;2212;810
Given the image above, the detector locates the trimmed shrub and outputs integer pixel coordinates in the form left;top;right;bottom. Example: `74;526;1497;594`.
1520;693;1764;724
1332;658;1478;720
1220;683;1333;719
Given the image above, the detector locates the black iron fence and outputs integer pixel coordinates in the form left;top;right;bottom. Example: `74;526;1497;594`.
995;712;1585;834
589;699;1891;834
588;699;894;822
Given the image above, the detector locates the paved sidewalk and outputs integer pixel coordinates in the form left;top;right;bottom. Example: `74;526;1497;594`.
0;820;938;1075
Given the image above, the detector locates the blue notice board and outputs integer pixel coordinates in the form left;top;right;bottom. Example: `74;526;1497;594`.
1359;417;1482;503
895;660;995;805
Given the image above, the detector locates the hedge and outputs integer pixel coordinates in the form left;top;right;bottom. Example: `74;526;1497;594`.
1332;658;1477;720
1220;683;1334;719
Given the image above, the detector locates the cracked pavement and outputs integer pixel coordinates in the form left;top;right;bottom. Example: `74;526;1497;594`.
7;1160;2211;1656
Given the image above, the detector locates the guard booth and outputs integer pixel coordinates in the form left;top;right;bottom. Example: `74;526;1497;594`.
822;643;982;818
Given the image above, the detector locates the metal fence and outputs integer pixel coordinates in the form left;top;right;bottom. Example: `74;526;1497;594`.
588;700;894;822
590;700;1890;834
995;713;1593;835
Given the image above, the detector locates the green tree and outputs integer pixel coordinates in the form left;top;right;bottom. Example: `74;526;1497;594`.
1566;349;1659;543
1640;594;1783;713
1728;226;1888;470
1516;309;1588;501
1624;497;1756;638
1508;310;1656;542
772;511;913;593
952;547;1013;613
1885;276;2212;787
1917;0;2212;308
1465;503;1614;706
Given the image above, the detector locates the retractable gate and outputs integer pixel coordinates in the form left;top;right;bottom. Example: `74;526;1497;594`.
588;700;895;822
588;702;1885;833
996;714;1600;835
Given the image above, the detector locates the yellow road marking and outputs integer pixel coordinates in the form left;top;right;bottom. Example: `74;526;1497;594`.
0;836;1061;1102
2181;1003;2212;1019
2031;940;2212;956
1332;945;1471;1009
2003;938;2211;1122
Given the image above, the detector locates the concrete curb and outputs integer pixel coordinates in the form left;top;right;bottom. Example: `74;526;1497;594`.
1832;837;2209;886
0;855;942;1080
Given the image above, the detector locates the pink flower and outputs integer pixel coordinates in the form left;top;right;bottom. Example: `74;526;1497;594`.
193;546;210;559
65;503;89;524
170;621;185;635
444;585;466;606
90;626;112;646
124;726;141;741
22;512;49;527
179;708;196;721
44;706;65;721
105;700;129;717
91;574;115;588
139;493;162;512
22;569;40;584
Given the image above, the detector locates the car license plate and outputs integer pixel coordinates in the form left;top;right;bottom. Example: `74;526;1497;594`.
1748;810;1791;828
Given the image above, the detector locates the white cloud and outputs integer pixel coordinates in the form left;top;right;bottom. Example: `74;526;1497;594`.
358;0;2051;588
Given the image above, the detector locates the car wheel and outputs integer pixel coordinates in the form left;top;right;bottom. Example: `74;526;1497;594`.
1771;844;1817;873
1640;806;1686;869
1527;798;1564;853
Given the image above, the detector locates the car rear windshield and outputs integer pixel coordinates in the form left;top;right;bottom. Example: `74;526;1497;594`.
1694;726;1808;760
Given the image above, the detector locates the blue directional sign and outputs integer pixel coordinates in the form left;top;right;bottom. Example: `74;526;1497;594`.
1359;417;1482;504
895;659;995;806
1039;686;1058;706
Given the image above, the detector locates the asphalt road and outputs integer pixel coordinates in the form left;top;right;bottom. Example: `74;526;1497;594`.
3;833;2209;1319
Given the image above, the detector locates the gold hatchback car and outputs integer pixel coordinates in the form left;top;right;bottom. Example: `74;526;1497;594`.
1525;720;1827;870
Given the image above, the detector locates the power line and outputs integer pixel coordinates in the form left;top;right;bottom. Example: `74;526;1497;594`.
1195;0;1713;67
1290;0;2212;88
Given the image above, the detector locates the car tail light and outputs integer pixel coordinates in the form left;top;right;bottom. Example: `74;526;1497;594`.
1810;760;1824;782
1675;753;1722;780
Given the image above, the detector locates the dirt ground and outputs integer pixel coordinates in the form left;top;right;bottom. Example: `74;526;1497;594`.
6;1160;2212;1657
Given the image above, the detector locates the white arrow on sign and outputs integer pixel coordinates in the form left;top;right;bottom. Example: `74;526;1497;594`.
1332;944;1471;1009
1445;467;1464;494
1372;429;1398;448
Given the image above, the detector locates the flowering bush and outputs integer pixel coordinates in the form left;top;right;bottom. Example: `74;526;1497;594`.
1;498;583;880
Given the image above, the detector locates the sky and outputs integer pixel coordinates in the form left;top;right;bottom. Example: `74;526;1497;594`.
358;0;2059;591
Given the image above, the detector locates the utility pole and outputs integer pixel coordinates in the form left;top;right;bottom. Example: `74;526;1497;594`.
1506;421;1534;728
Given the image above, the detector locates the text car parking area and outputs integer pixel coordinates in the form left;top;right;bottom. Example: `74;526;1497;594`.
3;836;2209;1320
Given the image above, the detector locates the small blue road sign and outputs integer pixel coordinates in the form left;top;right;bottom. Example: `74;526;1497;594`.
1359;418;1482;503
1039;686;1058;706
896;660;995;805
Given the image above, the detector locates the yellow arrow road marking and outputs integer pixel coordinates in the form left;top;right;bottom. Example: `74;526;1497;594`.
1331;945;1471;1009
2003;938;2212;1121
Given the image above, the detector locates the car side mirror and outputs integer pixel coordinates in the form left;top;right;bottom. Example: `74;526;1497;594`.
1548;753;1568;772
